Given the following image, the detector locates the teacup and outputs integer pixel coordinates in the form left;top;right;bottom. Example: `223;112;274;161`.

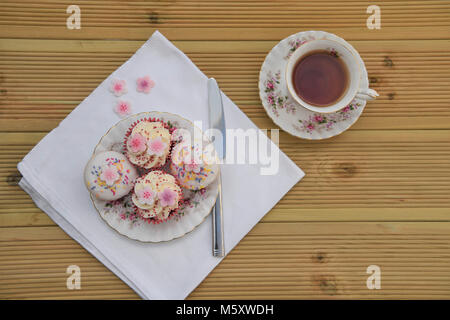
286;39;378;113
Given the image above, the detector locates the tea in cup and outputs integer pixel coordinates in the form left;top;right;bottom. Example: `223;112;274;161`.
286;39;378;113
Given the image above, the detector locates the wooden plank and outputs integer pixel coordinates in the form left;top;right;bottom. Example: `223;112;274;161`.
2;116;450;132
2;38;450;53
0;133;46;145
1;26;450;41
0;212;54;227
1;130;449;212
0;0;448;42
1;223;450;299
264;208;450;222
2;207;450;228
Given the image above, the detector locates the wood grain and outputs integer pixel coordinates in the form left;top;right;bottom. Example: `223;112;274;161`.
1;39;450;125
2;223;450;299
1;0;450;299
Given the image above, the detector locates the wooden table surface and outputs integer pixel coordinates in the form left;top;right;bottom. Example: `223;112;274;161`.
1;0;450;299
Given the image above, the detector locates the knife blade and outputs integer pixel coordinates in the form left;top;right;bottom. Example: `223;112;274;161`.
207;78;225;257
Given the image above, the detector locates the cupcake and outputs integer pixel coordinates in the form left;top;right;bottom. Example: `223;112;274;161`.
84;151;138;201
132;170;183;222
124;118;173;170
170;142;219;190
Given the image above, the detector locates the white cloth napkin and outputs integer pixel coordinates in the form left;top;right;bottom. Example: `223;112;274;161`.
18;31;304;300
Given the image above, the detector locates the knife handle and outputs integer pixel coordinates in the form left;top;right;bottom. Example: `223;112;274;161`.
212;174;225;257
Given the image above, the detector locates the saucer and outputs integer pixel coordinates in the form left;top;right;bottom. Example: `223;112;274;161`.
258;30;368;140
91;112;219;243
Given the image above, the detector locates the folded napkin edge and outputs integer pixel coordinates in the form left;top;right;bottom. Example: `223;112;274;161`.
17;161;159;299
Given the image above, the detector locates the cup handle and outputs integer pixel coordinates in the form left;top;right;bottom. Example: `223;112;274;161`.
355;88;379;101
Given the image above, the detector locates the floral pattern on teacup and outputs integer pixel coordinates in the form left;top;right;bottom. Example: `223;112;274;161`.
285;35;318;59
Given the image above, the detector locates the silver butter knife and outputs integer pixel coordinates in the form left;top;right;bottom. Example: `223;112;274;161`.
208;78;226;257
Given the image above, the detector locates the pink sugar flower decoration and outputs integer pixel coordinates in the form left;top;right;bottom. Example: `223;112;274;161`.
127;133;147;154
185;162;201;173
100;166;119;186
114;100;131;118
109;79;127;97
147;137;167;156
136;76;155;94
158;188;178;207
183;154;201;173
136;187;156;205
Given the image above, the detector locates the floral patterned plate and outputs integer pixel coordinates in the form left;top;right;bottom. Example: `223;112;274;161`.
91;112;219;242
258;30;368;140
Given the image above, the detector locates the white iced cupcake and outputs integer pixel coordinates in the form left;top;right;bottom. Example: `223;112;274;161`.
84;151;138;201
169;142;219;190
132;170;183;222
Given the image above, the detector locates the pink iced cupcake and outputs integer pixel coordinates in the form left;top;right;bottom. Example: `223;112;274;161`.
123;118;175;170
131;170;183;224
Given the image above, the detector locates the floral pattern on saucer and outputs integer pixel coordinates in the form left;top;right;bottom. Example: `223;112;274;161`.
104;187;210;228
259;30;369;140
264;71;297;117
